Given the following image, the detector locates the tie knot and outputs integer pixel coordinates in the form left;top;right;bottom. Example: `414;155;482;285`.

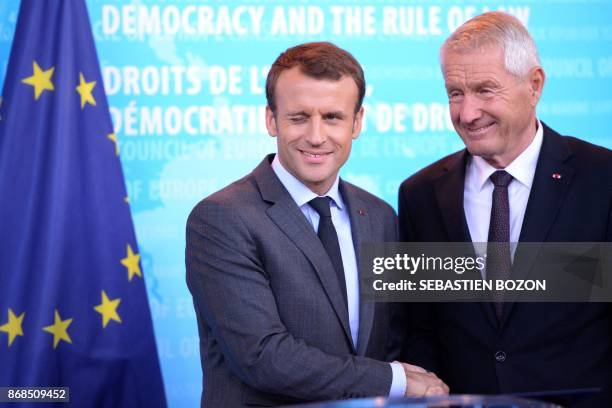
309;197;332;217
490;170;513;188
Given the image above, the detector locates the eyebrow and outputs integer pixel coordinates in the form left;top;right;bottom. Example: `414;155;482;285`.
322;111;346;119
470;79;500;88
285;111;309;118
285;111;348;119
445;78;501;93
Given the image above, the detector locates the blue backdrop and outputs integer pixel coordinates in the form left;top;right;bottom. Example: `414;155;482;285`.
1;1;610;406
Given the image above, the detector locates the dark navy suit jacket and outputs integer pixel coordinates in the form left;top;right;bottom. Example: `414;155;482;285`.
392;123;612;404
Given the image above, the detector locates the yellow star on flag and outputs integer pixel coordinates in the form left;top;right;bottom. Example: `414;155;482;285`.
21;61;54;100
94;291;122;328
121;244;142;281
76;72;96;109
107;133;119;156
42;310;73;349
0;308;25;347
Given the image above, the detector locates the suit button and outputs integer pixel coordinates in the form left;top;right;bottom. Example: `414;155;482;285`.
495;351;506;362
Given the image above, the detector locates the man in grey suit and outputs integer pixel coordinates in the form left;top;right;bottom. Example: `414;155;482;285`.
186;42;448;407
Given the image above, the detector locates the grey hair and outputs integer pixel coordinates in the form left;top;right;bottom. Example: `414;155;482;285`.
440;11;540;78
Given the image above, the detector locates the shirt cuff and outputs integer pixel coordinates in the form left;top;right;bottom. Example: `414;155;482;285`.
389;362;406;397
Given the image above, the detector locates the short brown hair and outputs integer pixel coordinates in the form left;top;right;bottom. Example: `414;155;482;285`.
266;42;365;114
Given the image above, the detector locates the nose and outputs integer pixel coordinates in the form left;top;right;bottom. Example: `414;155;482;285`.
458;94;483;125
305;117;325;146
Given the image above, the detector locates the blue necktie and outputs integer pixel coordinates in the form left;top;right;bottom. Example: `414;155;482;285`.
309;197;348;309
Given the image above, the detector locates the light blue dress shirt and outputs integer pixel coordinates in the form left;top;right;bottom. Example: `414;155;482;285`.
271;155;406;397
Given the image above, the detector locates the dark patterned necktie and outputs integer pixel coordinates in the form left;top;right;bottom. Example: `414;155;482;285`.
487;170;513;321
309;197;348;309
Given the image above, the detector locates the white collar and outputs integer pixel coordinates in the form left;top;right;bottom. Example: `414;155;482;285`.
271;154;344;210
470;119;544;191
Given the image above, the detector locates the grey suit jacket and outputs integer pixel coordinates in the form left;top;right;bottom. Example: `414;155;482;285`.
186;154;398;407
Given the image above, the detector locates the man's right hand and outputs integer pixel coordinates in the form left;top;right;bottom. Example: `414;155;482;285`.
398;362;450;397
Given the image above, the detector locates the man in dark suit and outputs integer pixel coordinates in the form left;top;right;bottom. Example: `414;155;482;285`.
392;11;612;403
186;42;448;407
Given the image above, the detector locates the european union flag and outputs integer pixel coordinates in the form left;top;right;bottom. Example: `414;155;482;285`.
0;1;166;406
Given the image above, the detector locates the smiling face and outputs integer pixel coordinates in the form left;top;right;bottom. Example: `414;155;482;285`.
266;66;363;195
443;45;544;168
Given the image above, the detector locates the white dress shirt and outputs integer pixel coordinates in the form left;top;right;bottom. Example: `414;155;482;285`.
271;155;406;397
464;120;544;275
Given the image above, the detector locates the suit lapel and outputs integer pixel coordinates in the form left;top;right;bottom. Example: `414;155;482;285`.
500;125;575;326
340;181;373;355
517;125;574;244
253;155;354;349
433;151;473;243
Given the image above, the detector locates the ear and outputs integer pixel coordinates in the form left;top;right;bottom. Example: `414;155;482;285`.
351;106;365;140
265;106;278;137
528;67;545;107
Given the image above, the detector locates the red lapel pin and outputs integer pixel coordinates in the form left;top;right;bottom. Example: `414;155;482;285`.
358;209;365;216
552;173;562;180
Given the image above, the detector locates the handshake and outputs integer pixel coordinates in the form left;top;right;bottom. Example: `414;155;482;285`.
396;362;450;397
